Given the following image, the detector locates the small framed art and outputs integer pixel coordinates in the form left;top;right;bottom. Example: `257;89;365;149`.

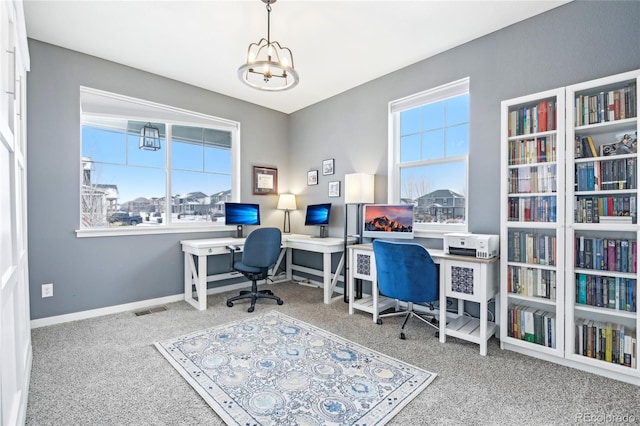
253;166;278;195
328;181;340;197
322;158;335;175
307;170;318;186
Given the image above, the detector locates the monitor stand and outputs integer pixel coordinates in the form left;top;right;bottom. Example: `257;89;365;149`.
236;225;244;239
319;225;328;238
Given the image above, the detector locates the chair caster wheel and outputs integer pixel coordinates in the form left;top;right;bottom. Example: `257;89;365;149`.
247;306;255;313
226;301;233;307
400;332;406;340
277;300;284;305
376;319;382;325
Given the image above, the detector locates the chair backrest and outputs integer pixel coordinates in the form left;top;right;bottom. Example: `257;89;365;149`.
372;239;439;303
241;227;282;269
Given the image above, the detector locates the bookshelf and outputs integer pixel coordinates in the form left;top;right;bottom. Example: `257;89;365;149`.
500;70;640;385
500;88;567;359
565;70;639;382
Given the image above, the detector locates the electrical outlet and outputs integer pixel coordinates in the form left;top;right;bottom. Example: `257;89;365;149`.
42;283;53;298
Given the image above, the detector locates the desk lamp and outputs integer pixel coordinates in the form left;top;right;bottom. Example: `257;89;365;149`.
344;173;375;301
277;193;296;233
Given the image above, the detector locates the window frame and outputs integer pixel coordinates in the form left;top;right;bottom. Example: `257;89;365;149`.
76;87;241;238
388;77;470;237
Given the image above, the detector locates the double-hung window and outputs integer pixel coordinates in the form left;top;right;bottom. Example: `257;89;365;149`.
79;87;239;235
388;77;469;235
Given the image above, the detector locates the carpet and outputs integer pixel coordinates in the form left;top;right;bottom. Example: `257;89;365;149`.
154;311;436;425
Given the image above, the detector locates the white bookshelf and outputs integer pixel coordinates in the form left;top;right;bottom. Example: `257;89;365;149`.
500;70;640;385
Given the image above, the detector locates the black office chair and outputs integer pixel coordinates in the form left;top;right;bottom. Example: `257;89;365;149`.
372;239;440;339
226;227;284;313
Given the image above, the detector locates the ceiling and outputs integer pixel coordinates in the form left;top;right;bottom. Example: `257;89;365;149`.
23;0;570;114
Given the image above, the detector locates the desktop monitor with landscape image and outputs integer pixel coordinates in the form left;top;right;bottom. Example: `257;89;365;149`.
304;203;332;237
362;204;414;240
224;202;260;238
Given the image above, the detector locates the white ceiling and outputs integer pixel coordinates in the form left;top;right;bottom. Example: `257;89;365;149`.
23;0;570;114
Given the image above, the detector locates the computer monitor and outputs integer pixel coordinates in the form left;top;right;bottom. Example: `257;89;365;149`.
224;202;260;238
304;203;332;237
362;204;414;240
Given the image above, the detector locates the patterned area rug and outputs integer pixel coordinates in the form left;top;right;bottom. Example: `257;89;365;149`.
155;311;436;425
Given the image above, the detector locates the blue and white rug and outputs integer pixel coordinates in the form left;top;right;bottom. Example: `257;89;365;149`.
155;311;436;425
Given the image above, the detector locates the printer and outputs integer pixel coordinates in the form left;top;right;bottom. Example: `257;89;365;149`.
444;233;499;259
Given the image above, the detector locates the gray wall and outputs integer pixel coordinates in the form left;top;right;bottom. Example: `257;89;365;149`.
27;40;289;319
27;1;640;320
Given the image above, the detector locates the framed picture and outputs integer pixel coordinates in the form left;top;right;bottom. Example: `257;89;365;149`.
307;170;318;186
253;166;278;195
322;158;335;175
328;181;340;197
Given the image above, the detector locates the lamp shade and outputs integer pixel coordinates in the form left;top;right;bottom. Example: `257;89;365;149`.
344;173;375;204
277;193;297;210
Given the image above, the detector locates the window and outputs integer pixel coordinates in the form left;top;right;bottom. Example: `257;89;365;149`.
388;78;469;235
79;88;239;235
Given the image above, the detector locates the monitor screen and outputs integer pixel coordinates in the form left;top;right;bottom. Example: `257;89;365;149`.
362;204;414;240
304;203;332;226
224;202;261;226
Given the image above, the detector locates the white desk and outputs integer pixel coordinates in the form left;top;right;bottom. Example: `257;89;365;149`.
181;234;354;310
347;243;500;355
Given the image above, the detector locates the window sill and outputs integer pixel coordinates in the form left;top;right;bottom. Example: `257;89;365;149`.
76;224;235;238
414;225;468;240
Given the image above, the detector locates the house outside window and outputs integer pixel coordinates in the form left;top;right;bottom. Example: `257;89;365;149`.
79;88;239;235
388;78;469;235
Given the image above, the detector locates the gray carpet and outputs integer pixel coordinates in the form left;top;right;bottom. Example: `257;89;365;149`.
26;281;640;425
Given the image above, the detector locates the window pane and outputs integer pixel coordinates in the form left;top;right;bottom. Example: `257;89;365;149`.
81;162;165;228
400;161;466;224
205;146;231;174
400;108;420;135
445;94;469;126
400;134;420;162
421;101;444;131
445;124;468;157
82;125;126;164
421;129;444;160
171;170;232;223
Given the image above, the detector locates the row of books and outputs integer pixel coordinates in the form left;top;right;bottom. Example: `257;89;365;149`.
575;236;637;273
576;274;636;312
508;164;557;194
507;136;557;165
575;157;636;192
507;100;557;137
575;319;636;368
574;195;637;224
507;196;557;222
508;231;557;266
574;82;637;127
507;266;557;300
506;305;556;348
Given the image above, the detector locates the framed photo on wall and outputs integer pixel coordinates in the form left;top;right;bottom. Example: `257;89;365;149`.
322;158;335;175
328;181;340;197
253;166;278;195
307;170;318;186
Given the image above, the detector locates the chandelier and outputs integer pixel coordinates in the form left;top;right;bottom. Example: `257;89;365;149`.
238;0;299;91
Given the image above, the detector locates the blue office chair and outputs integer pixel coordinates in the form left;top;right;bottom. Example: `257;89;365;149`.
372;239;440;340
226;227;284;313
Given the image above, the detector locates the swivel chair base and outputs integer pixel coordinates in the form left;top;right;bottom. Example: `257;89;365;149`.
226;281;284;313
377;302;439;339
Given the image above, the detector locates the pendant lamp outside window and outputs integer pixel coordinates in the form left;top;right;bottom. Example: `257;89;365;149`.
139;123;161;151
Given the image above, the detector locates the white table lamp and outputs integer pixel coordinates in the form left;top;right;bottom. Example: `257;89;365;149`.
277;193;297;233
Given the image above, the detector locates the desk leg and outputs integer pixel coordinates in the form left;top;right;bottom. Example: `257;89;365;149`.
195;254;208;311
323;253;331;304
348;256;355;315
184;252;193;307
286;248;292;281
480;299;488;356
372;277;380;324
439;261;447;344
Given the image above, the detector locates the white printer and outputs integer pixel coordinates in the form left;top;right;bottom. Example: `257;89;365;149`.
444;233;499;259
